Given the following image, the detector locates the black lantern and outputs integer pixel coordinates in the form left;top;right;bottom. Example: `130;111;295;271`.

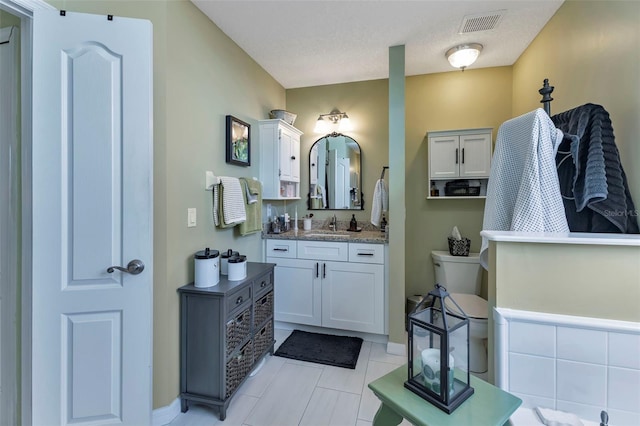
405;285;474;413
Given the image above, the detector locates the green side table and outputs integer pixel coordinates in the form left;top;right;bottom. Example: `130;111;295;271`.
368;365;522;426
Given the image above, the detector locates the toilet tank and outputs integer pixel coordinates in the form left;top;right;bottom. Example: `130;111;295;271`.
431;250;482;295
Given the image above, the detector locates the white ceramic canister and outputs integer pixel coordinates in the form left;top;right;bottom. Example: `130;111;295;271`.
227;255;247;281
194;248;220;288
220;249;238;275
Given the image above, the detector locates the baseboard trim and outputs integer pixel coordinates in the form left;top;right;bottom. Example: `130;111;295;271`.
152;397;181;426
386;341;406;356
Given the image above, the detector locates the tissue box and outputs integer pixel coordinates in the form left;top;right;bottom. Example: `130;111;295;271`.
448;237;470;256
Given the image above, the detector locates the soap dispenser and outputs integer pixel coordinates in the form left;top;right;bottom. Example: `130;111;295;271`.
350;214;358;231
380;214;387;233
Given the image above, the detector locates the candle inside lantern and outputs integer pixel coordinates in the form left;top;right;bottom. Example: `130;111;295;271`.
421;348;455;395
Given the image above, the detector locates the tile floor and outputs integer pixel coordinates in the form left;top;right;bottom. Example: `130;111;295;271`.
169;328;413;426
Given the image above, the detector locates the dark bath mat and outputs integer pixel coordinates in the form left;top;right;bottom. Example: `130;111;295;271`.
274;330;363;369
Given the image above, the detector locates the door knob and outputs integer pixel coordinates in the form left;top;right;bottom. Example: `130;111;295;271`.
107;259;145;275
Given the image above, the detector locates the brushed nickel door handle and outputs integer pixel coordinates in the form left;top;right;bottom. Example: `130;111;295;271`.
107;259;145;275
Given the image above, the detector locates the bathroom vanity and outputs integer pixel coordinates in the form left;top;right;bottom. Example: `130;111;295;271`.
264;229;388;335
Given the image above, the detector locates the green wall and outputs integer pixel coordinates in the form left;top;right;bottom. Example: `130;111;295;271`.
512;0;640;205
405;67;513;299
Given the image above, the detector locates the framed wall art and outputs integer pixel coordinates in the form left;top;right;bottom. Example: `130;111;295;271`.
226;115;251;166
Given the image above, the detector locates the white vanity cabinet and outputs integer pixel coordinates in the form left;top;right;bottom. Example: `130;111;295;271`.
428;128;493;199
259;119;303;200
266;239;386;334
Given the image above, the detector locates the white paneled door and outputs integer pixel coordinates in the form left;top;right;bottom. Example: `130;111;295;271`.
31;10;153;425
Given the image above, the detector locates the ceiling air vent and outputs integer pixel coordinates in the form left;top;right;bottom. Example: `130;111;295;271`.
459;10;504;34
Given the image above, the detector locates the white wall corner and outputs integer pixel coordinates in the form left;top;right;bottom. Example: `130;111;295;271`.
386;341;406;356
152;398;181;426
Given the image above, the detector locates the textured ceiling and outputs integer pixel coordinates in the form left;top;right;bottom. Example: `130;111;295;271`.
192;0;564;89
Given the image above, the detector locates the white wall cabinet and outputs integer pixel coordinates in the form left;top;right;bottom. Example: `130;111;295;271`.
259;119;303;200
428;128;493;199
266;239;386;334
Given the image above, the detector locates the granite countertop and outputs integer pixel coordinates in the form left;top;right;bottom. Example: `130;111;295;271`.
262;220;388;244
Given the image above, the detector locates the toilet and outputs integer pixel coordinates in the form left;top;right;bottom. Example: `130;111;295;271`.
431;250;488;375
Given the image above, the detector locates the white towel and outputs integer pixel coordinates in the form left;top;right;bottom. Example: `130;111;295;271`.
534;407;584;426
220;176;246;225
244;179;258;204
317;184;327;208
370;178;388;227
480;108;569;268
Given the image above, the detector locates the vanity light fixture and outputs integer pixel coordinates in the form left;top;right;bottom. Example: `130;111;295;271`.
445;43;483;71
314;109;353;133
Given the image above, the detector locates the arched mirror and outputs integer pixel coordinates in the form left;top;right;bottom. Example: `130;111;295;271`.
308;132;363;210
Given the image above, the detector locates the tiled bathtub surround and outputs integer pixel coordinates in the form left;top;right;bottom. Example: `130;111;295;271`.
494;308;640;426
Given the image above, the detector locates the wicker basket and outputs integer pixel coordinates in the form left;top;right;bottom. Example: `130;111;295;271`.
269;109;297;125
254;321;273;358
448;237;471;256
225;307;251;356
253;291;273;328
225;340;254;398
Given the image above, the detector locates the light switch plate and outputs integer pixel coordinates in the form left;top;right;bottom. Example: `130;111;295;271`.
187;208;197;227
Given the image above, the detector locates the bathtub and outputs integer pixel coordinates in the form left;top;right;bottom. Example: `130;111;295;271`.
494;308;640;426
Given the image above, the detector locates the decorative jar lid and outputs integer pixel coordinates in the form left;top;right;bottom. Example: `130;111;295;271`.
195;248;219;259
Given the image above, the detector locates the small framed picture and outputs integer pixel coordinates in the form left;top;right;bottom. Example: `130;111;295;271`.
226;115;251;166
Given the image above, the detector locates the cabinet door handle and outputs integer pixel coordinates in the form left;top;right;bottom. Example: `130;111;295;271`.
357;252;374;256
236;296;243;305
273;248;288;252
323;263;326;279
462;148;465;164
455;148;459;164
315;262;319;278
434;262;441;267
260;280;267;288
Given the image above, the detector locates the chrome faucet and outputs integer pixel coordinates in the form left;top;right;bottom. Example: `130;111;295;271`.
329;214;337;231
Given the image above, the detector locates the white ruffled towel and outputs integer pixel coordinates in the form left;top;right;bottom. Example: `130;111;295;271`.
370;178;388;227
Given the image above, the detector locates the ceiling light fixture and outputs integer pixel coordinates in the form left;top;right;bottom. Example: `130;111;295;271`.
314;109;352;133
445;43;483;71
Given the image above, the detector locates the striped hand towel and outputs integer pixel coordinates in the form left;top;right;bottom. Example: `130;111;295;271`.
220;177;246;225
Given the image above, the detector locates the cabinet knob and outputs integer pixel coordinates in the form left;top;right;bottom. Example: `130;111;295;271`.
260;280;267;288
291;156;296;160
236;296;243;305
